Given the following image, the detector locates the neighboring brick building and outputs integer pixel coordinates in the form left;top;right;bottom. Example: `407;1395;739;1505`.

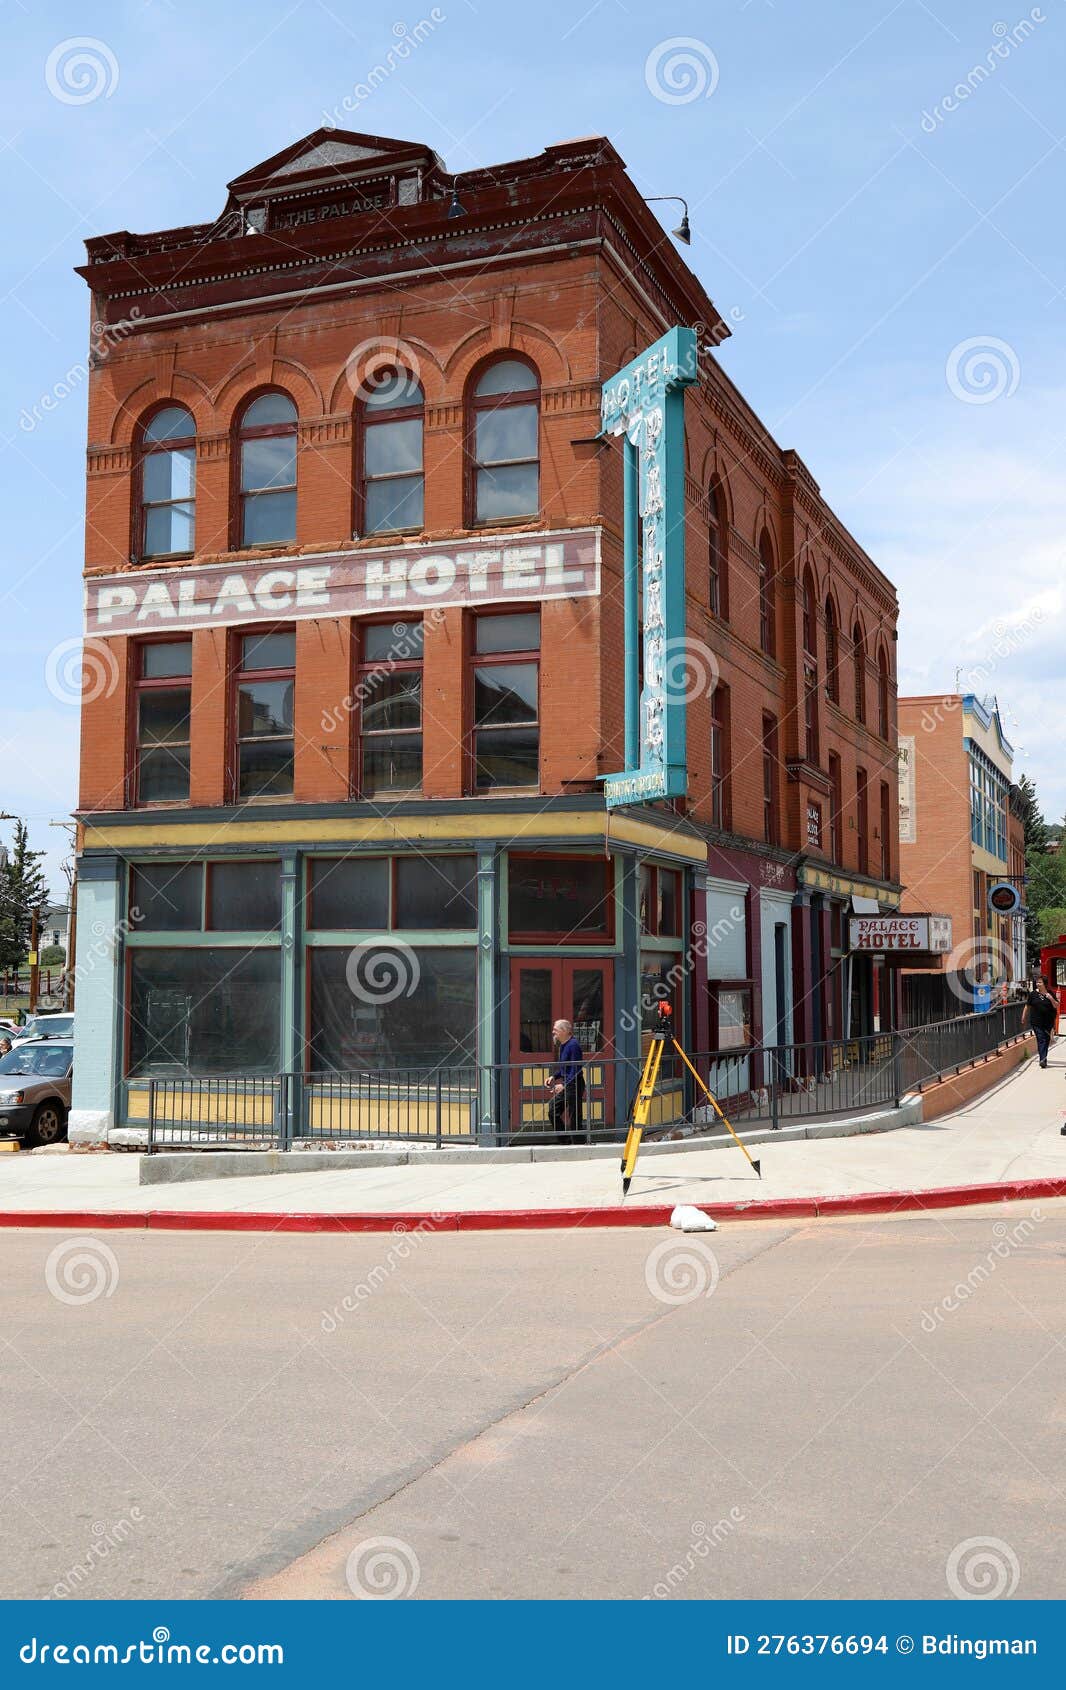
71;128;901;1142
898;693;1022;1020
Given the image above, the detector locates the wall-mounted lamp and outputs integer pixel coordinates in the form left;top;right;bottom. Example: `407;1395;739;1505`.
644;195;691;245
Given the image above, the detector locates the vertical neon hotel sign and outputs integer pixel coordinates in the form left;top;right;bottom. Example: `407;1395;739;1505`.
599;326;698;808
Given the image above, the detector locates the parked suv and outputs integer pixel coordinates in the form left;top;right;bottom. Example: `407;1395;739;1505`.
0;1038;73;1146
13;1012;74;1044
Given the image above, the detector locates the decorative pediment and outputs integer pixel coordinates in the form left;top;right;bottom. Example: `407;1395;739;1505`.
227;127;443;198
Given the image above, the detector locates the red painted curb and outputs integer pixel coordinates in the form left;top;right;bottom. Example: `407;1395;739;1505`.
1;1177;1065;1234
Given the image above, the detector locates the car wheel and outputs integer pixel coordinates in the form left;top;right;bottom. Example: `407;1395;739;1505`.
26;1102;67;1148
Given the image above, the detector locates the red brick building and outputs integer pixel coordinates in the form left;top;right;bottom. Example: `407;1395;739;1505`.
70;129;901;1142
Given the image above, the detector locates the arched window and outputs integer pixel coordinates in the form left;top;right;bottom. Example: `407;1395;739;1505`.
824;597;839;703
138;405;196;559
758;530;776;657
853;622;866;724
877;646;891;739
802;567;817;656
708;479;729;617
469;358;539;524
237;391;297;546
359;369;424;535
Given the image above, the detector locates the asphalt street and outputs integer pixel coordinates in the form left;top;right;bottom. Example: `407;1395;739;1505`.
0;1203;1062;1600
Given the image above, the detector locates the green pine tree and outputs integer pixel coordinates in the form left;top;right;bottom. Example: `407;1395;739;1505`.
0;821;50;974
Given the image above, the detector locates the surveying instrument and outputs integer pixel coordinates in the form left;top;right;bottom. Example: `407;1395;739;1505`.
620;1002;762;1196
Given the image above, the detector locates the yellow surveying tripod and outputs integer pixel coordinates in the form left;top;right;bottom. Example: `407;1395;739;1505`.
620;1003;762;1196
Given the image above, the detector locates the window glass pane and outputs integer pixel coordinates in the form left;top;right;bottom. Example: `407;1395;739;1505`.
138;688;190;745
238;679;293;737
364;370;423;411
475;728;538;788
307;947;476;1072
639;863;653;934
208;860;281;931
309;858;390;931
395;856;477;929
475;464;539;521
243;393;297;428
363;621;423;662
128;948;280;1077
641;953;677;1032
241;631;295;672
238;741;294;799
365;417;423;475
145;502;194;556
242;490;296;545
365;475;423;534
508;857;610;938
362;671;421;733
474;613;539;655
717;988;752;1050
658;869;681;938
142;641;191;680
143;406;193;444
474;663;537;725
476;359;537;396
136;746;190;803
241;435;296;492
571;969;605;1052
476;404;537;464
130;863;202;931
518;968;553;1052
143;445;195;501
362;735;422;795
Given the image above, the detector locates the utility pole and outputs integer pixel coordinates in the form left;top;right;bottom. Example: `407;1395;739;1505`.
28;905;40;1013
50;821;77;1011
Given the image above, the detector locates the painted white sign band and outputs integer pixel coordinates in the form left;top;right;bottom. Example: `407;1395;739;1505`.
84;528;601;636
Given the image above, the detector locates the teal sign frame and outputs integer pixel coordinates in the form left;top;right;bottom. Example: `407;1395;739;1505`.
599;326;698;808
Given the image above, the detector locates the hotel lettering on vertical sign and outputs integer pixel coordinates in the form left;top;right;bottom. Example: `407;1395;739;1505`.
600;326;698;808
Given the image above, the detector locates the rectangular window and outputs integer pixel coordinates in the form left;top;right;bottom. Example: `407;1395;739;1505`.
509;855;612;943
207;861;281;931
128;948;281;1077
712;985;752;1050
472;612;539;789
234;628;295;799
879;781;891;880
710;683;730;829
641;953;679;1034
307;947;476;1072
394;856;477;929
358;621;423;796
857;768;869;875
804;662;819;764
658;868;681;938
130;862;202;931
762;714;780;847
308;858;390;931
828;751;843;863
132;639;192;805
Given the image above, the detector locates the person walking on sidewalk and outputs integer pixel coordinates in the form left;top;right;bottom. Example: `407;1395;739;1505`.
1022;975;1058;1068
548;1019;585;1143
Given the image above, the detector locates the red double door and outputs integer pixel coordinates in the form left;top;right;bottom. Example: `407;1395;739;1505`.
508;959;613;1136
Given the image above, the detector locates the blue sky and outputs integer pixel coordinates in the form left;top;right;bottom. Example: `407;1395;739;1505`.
3;0;1064;889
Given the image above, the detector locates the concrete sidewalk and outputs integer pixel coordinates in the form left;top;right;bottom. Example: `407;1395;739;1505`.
0;1047;1063;1224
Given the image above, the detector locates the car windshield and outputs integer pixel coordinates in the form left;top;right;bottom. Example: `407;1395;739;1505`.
19;1016;73;1040
0;1043;72;1078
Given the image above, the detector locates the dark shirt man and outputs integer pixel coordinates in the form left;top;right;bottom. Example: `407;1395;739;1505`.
1024;978;1058;1068
549;1018;585;1142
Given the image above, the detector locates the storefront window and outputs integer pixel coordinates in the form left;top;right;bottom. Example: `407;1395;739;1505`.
307;947;476;1072
130;862;201;931
208;861;281;931
395;856;477;929
308;858;389;930
714;986;752;1050
128;948;281;1076
641;953;679;1033
509;855;611;943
